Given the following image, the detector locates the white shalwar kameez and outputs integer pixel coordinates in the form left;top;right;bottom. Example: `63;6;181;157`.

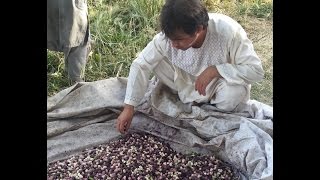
124;13;264;111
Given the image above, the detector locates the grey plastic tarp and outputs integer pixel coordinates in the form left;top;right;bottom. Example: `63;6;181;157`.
47;77;273;180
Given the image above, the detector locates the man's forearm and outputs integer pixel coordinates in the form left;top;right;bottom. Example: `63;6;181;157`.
123;104;134;111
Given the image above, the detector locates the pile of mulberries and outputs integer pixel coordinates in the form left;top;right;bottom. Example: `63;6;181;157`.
47;132;240;179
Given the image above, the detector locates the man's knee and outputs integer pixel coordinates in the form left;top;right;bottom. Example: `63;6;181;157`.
211;83;248;112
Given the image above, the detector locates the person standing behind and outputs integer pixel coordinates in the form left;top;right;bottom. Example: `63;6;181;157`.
47;0;91;84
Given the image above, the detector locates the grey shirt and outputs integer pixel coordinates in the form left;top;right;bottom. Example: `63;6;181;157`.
47;0;89;51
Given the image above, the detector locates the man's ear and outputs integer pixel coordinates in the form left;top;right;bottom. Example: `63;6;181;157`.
196;25;204;33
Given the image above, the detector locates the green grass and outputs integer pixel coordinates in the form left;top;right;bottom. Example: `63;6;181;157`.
47;0;273;106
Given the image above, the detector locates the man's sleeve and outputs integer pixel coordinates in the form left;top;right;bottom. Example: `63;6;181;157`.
124;33;167;106
216;27;265;85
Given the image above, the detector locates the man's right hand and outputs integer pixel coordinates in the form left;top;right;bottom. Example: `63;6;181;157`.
116;104;134;134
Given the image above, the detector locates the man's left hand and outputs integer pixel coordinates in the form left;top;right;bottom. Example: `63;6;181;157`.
195;66;220;96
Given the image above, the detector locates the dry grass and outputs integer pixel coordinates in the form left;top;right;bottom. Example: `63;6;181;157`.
240;17;273;106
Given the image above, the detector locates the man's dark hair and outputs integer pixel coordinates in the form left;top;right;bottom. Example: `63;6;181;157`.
160;0;209;38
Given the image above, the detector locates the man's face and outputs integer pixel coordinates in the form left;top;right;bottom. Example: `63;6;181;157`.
169;29;199;51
